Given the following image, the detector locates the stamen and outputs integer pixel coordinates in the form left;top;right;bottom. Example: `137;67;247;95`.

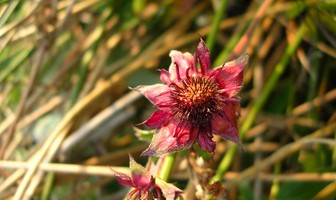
170;76;221;127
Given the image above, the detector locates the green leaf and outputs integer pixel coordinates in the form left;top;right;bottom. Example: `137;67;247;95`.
277;182;330;200
127;68;161;87
133;126;155;142
0;48;32;82
193;143;212;160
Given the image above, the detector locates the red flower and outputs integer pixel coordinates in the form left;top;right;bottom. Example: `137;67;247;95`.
135;39;248;156
111;155;182;200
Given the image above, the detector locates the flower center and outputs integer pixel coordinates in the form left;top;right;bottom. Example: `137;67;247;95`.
170;76;221;126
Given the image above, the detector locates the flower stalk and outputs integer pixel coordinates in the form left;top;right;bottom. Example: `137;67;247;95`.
157;153;177;182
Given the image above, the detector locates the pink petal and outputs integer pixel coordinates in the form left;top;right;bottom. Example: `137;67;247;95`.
195;38;211;74
214;54;248;97
156;178;183;199
141;120;197;156
133;84;171;110
224;97;241;115
197;130;216;153
111;169;135;187
141;110;171;128
129;155;152;187
168;50;194;82
211;106;240;145
159;69;171;85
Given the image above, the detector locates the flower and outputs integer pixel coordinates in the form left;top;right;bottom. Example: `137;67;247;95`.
111;155;182;200
135;39;248;156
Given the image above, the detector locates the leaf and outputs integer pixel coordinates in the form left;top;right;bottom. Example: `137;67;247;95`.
277;182;330;200
133;126;155;142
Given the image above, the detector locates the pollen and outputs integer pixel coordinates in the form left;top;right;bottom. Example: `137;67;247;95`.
170;76;221;125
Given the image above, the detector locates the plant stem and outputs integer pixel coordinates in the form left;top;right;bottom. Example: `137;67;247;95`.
157;153;177;182
41;173;54;200
269;163;281;200
206;0;227;51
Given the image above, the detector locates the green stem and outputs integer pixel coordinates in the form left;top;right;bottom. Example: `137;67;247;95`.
269;163;281;200
211;144;237;182
157;153;177;181
212;21;307;183
41;173;55;200
332;130;336;167
214;23;247;66
206;0;228;51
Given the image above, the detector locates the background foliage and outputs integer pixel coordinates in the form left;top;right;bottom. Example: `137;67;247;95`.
0;0;335;199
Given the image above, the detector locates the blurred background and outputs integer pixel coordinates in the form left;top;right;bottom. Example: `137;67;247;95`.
0;0;335;199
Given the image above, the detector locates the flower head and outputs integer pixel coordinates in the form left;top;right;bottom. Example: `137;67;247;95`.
111;155;182;200
135;39;248;156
